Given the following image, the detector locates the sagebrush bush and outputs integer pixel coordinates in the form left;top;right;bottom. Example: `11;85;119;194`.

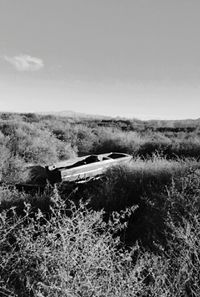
90;157;188;211
92;128;142;155
86;157;199;250
1;184;200;296
0;190;148;297
0;155;27;184
0;119;76;165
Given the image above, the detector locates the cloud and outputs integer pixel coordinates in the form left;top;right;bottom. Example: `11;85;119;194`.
3;54;44;71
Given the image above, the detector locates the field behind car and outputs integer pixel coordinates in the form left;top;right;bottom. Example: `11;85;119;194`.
1;112;200;296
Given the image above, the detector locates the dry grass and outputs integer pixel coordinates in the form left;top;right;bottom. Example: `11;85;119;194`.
1;183;200;296
0;190;147;297
1;113;200;296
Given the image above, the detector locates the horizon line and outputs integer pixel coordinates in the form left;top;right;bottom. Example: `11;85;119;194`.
0;109;199;122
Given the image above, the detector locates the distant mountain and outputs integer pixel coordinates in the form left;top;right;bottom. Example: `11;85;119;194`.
39;110;115;120
40;111;200;124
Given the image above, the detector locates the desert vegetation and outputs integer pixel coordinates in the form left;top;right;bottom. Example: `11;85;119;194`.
1;112;200;296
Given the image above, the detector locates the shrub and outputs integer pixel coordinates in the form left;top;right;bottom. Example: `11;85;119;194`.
90;156;187;211
11;123;72;164
0;155;27;184
88;157;195;250
0;192;146;297
92;128;142;155
0;120;76;164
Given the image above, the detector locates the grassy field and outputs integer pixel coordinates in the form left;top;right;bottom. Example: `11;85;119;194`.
1;112;200;296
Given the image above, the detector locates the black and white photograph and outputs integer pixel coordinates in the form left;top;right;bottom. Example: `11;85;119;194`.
0;1;200;296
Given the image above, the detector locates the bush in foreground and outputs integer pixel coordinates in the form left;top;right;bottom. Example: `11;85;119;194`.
0;190;146;297
87;157;200;250
1;166;200;296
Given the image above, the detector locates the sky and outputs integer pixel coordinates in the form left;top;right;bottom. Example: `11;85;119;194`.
0;0;200;120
